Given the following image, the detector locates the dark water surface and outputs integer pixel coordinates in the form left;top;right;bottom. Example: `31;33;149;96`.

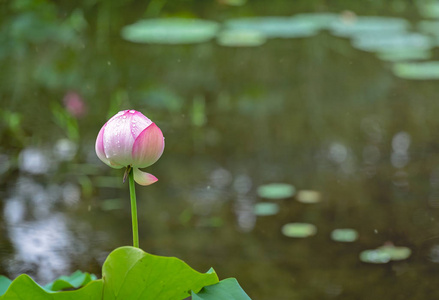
1;1;439;299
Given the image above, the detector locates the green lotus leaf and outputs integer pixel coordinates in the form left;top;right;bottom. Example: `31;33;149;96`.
44;270;97;292
360;244;411;264
254;202;280;216
393;61;439;80
220;0;247;6
352;32;432;53
257;183;295;199
192;278;251;300
217;29;266;47
330;228;358;242
329;16;409;37
376;49;431;62
0;274;103;299
378;245;411;261
0;247;249;299
101;246;219;300
359;249;391;264
121;18;219;44
296;190;321;204
282;223;317;238
224;17;319;38
292;13;339;30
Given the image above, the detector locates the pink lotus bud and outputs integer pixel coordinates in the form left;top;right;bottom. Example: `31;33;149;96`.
63;91;86;118
95;110;165;185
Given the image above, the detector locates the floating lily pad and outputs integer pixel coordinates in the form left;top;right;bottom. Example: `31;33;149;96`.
217;29;266;47
220;0;247;6
352;33;432;53
282;223;317;238
393;61;439;80
331;228;358;242
376;49;431;62
121;18;220;44
329;17;409;37
360;244;411;264
360;249;391;264
224;17;319;38
254;202;280;216
292;13;339;30
257;183;295;199
296;190;321;203
378;244;412;261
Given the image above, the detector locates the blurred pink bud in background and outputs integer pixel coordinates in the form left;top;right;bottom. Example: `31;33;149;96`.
63;91;86;118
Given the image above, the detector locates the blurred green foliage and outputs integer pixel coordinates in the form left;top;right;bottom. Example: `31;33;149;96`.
0;0;429;147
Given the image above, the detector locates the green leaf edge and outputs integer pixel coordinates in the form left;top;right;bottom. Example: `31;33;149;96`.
192;278;251;300
0;274;103;299
44;270;97;292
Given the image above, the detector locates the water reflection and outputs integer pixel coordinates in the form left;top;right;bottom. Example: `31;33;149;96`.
53;139;78;162
19;148;50;175
233;174;255;231
328;142;348;164
363;145;380;164
391;131;411;169
3;145;99;283
327;142;356;176
429;245;439;263
361;116;383;143
210;168;232;189
62;183;81;207
6;215;71;281
235;195;256;232
3;175;71;281
429;167;439;208
190;185;224;216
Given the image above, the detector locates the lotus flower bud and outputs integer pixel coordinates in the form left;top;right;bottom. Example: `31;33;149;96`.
95;110;164;185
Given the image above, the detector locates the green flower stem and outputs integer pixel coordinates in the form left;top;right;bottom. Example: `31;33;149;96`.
128;167;139;248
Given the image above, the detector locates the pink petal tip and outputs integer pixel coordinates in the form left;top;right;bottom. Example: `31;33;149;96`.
133;168;158;186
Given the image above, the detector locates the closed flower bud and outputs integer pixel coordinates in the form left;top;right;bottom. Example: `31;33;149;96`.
95;110;164;185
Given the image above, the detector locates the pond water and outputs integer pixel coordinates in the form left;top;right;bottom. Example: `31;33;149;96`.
1;0;439;299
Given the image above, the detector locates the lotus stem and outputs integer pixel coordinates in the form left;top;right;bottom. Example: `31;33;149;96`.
128;167;139;248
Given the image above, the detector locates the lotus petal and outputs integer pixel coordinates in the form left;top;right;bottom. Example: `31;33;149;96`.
132;123;164;168
133;168;158;186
